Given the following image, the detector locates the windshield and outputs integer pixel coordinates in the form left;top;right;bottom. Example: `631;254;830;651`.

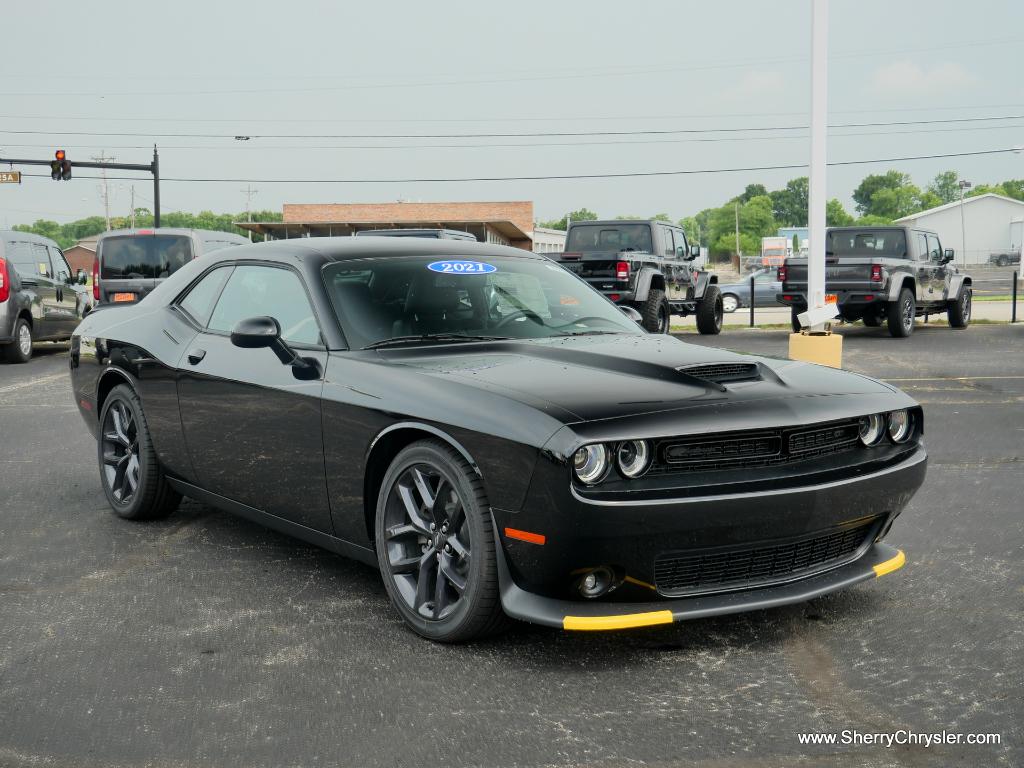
100;235;193;279
827;230;908;258
322;255;644;349
565;224;653;253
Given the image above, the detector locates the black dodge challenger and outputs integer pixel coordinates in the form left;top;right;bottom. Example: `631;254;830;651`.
70;238;926;641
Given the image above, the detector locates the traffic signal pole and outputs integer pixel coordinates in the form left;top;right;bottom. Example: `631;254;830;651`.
0;145;161;226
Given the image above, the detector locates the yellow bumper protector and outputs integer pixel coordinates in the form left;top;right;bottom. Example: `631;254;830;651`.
563;610;673;631
872;549;906;578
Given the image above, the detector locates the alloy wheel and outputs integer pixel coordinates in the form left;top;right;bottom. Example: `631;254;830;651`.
902;296;914;331
722;295;739;313
961;291;971;323
382;464;472;621
101;400;141;504
17;324;31;357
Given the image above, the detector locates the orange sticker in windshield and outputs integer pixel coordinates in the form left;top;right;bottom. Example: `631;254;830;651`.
559;295;581;305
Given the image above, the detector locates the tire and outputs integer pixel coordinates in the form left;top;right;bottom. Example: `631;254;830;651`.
695;284;723;335
887;288;915;338
948;285;972;328
97;384;181;520
862;311;882;327
640;289;670;333
997;255;1009;267
375;440;508;643
721;293;740;314
791;306;803;333
3;318;33;363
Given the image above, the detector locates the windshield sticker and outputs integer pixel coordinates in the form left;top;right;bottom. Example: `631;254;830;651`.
427;260;496;275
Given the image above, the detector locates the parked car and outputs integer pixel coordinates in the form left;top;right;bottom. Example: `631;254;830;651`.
988;251;1020;267
718;268;783;313
778;226;972;337
0;230;92;363
93;227;249;306
355;228;478;241
70;237;926;642
551;219;722;334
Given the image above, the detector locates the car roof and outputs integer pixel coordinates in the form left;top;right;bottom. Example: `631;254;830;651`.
569;220;674;227
0;229;61;247
232;236;544;264
95;227;249;242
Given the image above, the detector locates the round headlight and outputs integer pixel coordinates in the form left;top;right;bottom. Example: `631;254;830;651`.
887;409;913;443
858;413;885;446
573;444;609;485
616;440;651;478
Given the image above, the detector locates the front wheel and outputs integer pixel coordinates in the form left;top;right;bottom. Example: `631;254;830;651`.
695;285;723;335
887;288;916;338
721;293;740;314
948;286;972;328
376;440;507;642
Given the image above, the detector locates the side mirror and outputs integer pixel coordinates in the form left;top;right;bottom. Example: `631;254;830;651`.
619;305;644;325
942;249;955;264
689;244;701;259
76;269;88;285
231;316;321;380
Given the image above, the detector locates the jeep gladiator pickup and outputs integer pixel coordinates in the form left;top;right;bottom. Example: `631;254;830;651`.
777;226;972;338
552;219;723;334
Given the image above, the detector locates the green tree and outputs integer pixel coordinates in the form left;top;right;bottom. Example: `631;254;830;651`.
966;183;1010;198
852;171;912;216
769;177;809;226
737;183;768;203
927;171;961;204
868;183;923;220
539;208;598;230
999;179;1024;201
826;198;854;226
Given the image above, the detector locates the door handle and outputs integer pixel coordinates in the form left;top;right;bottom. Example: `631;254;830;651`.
187;348;206;365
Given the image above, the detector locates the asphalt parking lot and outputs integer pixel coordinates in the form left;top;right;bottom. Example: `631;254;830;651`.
1;325;1021;767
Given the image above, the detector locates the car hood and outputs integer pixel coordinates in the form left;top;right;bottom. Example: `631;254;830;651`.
378;333;896;423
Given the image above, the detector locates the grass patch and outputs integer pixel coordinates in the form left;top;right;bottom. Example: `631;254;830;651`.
973;295;1014;302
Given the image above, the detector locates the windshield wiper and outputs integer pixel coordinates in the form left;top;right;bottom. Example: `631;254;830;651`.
363;334;512;349
554;330;623;337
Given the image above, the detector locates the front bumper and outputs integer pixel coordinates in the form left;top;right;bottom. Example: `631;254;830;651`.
498;538;905;630
492;443;926;629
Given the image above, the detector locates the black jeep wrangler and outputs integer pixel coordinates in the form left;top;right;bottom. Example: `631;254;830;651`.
552;220;722;334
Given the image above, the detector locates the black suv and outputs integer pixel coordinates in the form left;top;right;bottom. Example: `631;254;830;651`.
778;226;972;338
552;220;722;334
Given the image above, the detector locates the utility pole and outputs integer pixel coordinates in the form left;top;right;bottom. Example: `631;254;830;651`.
958;179;972;266
92;151;115;230
241;184;258;241
129;185;136;229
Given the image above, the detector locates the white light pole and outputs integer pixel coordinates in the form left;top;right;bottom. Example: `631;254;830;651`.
958;179;972;266
799;0;837;332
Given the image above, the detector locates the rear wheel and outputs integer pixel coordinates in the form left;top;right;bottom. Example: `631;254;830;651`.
948;286;972;328
3;318;33;363
791;306;803;333
695;285;723;335
640;289;670;333
721;293;740;314
887;288;915;338
98;384;180;520
376;440;507;642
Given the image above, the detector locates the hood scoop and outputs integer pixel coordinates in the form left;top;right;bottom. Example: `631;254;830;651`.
678;362;762;386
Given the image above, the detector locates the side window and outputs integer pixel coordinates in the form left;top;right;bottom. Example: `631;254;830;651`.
49;247;71;283
915;233;929;261
674;228;688;258
208;265;321;346
178;266;233;327
6;241;41;277
661;226;675;257
926;234;942;261
31;243;52;277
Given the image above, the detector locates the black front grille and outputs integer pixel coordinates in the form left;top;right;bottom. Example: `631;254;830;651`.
654;518;878;596
649;418;860;475
679;362;760;384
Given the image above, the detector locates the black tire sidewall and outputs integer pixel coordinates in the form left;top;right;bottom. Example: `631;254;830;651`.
5;319;32;363
375;441;496;642
696;285;723;335
887;289;915;338
640;289;668;333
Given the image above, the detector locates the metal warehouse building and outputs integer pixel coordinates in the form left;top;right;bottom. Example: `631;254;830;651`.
894;193;1024;267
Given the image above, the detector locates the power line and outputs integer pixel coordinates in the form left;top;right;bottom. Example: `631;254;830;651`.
4;113;1024;141
15;147;1020;185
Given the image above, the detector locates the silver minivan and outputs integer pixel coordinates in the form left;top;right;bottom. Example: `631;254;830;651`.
94;227;249;306
0;230;91;363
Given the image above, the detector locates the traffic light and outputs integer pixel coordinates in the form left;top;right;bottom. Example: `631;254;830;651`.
51;149;71;181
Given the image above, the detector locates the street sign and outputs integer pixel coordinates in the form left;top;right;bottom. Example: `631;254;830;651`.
0;170;21;184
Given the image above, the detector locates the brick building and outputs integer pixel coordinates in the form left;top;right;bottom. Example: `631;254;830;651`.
63;235;98;275
238;201;535;250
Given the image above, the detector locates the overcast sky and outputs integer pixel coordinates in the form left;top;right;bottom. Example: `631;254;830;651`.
2;0;1022;228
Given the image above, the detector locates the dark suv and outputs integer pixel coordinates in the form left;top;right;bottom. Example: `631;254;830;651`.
778;226;972;338
552;220;722;334
1;230;91;363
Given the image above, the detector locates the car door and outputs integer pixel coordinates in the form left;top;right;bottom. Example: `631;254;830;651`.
661;226;683;301
753;270;781;307
22;242;63;339
176;262;333;533
925;234;947;303
46;246;81;335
